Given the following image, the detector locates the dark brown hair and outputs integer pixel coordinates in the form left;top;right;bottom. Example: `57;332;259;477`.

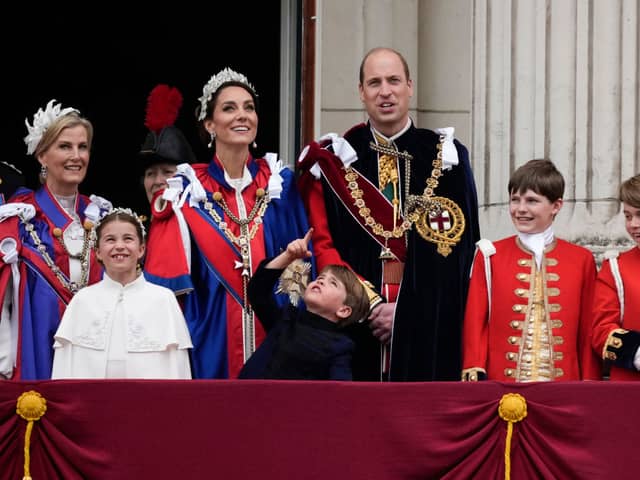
95;210;145;248
619;174;640;208
507;159;565;202
320;265;370;327
196;81;260;150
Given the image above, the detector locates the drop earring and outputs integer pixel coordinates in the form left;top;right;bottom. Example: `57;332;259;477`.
208;131;216;148
40;165;48;180
252;141;257;149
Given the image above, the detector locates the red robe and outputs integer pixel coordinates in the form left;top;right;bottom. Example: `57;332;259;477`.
591;247;640;380
462;236;601;381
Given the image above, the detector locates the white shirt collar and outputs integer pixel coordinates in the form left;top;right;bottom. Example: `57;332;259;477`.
223;166;252;192
370;118;412;144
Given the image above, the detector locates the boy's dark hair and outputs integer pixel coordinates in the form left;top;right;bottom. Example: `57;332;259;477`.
321;265;370;327
508;159;565;202
619;174;640;208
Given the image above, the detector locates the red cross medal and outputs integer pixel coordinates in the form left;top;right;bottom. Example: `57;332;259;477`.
415;196;465;257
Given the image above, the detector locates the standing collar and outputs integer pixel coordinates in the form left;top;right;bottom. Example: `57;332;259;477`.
370;118;412;143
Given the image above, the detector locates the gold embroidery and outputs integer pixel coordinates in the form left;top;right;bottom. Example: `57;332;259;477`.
414;196;466;257
516;264;554;382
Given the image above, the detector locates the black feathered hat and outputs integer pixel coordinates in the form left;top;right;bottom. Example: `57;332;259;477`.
138;85;196;174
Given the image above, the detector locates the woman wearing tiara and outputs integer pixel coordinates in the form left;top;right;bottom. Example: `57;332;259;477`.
52;208;192;379
0;101;111;380
144;68;311;379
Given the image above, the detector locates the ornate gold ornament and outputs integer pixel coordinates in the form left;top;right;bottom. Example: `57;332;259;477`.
276;259;312;306
414;196;465;257
348;134;466;258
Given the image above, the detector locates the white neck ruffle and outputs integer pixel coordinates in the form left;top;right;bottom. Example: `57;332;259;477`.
518;225;555;268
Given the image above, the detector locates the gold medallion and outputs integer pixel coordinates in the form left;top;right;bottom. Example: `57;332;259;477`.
415;196;465;257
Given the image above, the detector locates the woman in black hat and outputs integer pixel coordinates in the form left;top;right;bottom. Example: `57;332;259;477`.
138;84;196;206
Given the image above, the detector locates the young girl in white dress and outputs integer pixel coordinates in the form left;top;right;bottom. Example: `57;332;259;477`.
51;208;192;379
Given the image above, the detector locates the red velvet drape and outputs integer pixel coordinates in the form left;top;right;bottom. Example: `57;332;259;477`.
0;380;637;479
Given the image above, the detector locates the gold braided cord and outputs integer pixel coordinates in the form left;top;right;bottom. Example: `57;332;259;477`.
16;391;47;480
498;393;527;480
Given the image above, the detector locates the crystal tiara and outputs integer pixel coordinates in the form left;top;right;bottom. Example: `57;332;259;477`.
197;67;256;121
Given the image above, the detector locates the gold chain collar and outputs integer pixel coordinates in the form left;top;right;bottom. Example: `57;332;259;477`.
21;219;92;294
202;188;270;248
51;222;93;260
201;187;271;361
346;136;446;241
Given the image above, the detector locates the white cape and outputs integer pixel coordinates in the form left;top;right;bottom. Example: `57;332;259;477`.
52;274;192;379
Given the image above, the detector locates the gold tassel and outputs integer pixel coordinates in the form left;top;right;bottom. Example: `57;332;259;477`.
16;391;47;480
498;393;527;480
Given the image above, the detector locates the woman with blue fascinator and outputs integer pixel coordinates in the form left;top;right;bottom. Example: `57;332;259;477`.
0;100;111;380
144;68;311;379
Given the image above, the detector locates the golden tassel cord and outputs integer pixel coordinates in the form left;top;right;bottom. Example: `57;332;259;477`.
498;393;527;480
16;391;47;480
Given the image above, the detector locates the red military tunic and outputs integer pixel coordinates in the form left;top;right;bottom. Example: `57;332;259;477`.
591;247;640;380
462;236;601;382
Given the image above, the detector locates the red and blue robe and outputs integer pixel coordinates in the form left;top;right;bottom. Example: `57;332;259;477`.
0;186;103;379
144;156;311;379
